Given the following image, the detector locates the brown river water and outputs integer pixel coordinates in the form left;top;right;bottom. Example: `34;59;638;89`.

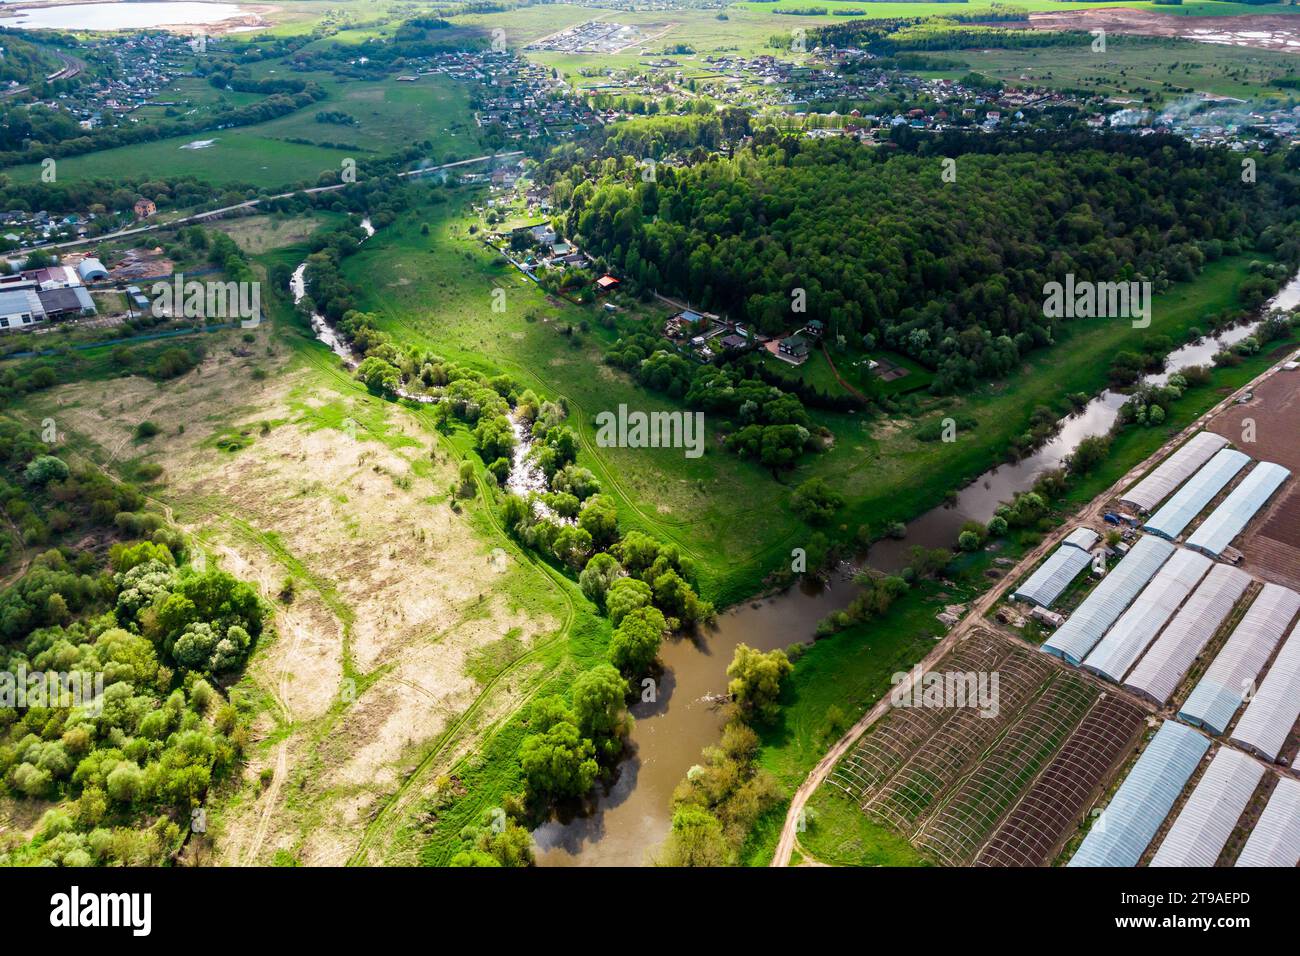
294;237;1297;865
531;276;1300;866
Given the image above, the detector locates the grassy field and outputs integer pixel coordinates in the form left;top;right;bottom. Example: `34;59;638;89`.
346;190;802;606
238;68;480;153
7;131;353;189
797;784;929;866
4;227;611;866
340;177;1270;610
3;72;478;189
915;34;1300;103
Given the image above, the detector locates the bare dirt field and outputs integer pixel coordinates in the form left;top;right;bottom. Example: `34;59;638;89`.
1019;8;1300;52
19;324;567;866
1209;362;1300;589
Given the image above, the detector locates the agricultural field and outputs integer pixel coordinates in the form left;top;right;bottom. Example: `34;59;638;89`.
7;131;353;190
3;72;479;189
915;34;1300;103
806;629;1146;867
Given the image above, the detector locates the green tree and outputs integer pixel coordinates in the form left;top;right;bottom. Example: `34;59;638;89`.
519;718;598;801
571;663;631;762
577;494;619;547
605;576;653;627
579;552;623;610
608;605;666;676
726;644;793;724
790;477;844;525
657;804;728;866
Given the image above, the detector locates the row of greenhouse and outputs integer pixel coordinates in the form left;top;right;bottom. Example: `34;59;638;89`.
1019;428;1300;866
1015;431;1289;615
1038;534;1300;762
1070;721;1300;867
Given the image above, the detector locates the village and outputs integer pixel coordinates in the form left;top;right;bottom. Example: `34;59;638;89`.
10;32;194;134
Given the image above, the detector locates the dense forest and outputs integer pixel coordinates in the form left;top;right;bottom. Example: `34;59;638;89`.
559;130;1300;392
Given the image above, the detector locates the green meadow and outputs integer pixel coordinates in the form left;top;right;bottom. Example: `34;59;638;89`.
341;182;1266;608
8;133;353;189
916;34;1300;103
3;72;478;189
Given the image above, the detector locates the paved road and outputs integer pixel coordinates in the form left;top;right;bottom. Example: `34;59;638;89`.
21;151;524;254
770;344;1300;867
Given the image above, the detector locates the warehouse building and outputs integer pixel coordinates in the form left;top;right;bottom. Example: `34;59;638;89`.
1235;777;1300;867
1062;526;1100;551
1185;461;1291;558
1041;535;1175;666
1082;548;1213;684
1068;721;1209;867
1230;622;1300;762
1012;544;1093;608
1178;583;1300;735
1120;431;1230;513
1150;747;1263;867
37;285;96;320
1123;564;1252;706
0;287;44;330
1143;448;1251;541
76;257;108;282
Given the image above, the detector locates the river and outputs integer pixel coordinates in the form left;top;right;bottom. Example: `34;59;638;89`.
292;235;1296;865
1;3;253;31
530;273;1300;866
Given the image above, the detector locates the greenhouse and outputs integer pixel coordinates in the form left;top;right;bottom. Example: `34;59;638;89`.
1062;527;1100;552
1041;535;1175;667
1142;448;1251;541
1012;545;1094;608
1120;431;1230;514
1150;747;1262;867
1185;461;1291;558
1123;564;1252;706
1068;721;1209;868
1230;622;1300;762
1082;548;1212;684
1236;777;1300;867
1178;584;1300;735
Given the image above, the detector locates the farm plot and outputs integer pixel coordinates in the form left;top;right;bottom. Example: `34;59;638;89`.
915;671;1100;866
864;645;1057;833
1209;369;1300;589
975;694;1149;867
829;632;1006;804
823;626;1157;866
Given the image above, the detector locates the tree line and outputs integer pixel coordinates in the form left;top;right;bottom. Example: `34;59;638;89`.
558;130;1300;394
